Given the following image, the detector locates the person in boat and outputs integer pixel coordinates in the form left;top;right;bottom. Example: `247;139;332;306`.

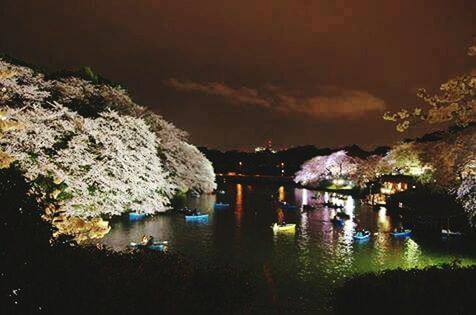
394;226;404;233
140;234;153;246
280;221;286;227
356;228;367;237
191;208;198;215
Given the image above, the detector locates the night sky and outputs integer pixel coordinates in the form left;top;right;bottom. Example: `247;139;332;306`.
1;0;475;150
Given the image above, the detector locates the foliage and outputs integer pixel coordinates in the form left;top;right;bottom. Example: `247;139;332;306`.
143;112;217;193
380;142;433;183
0;60;51;106
384;45;476;132
51;72;216;193
454;170;476;226
418;127;474;189
348;155;383;188
294;150;361;187
0;108;22;168
331;263;476;315
1;104;175;217
0;57;216;227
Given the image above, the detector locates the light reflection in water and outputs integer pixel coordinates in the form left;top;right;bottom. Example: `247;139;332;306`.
373;230;391;268
235;184;243;225
377;207;390;231
402;238;422;269
278;185;285;201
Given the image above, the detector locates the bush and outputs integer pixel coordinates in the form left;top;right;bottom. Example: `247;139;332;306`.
331;264;476;314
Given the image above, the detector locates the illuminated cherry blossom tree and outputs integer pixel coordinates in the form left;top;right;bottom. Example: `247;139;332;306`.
455;175;475;226
379;142;433;183
51;73;216;193
0;103;175;217
384;45;475;132
0;57;217;225
349;155;384;188
294;150;361;187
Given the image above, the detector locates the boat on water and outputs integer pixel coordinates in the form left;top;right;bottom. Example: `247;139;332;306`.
441;229;463;236
278;201;298;210
129;212;146;220
390;229;412;238
271;223;296;232
353;230;371;241
214;202;231;210
130;241;168;252
185;213;209;221
331;216;344;226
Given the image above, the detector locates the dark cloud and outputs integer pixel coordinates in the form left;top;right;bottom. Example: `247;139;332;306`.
166;79;271;108
167;79;385;118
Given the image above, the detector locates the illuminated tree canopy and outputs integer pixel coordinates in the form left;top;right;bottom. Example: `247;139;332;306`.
294;150;361;187
0;59;216;240
384;46;476;132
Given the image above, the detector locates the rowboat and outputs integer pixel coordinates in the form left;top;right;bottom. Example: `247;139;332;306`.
353;231;371;241
214;202;230;210
441;229;463;236
130;241;168;247
129;212;146;220
185;214;209;221
278;201;298;210
129;241;168;252
390;229;412;238
331;217;344;226
272;223;296;232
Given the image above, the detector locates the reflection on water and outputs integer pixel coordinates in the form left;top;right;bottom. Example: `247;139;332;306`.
101;183;476;312
235;183;243;226
278;185;285;201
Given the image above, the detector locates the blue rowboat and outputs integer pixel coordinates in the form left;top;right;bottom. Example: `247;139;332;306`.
129;212;146;220
185;214;209;221
390;229;412;238
147;244;167;252
331;217;344;226
214;202;230;210
279;202;298;210
353;231;371;241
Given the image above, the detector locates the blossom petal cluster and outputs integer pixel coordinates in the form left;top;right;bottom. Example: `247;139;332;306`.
294;150;361;186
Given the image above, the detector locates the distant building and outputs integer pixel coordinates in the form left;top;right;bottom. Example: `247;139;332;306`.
370;175;415;206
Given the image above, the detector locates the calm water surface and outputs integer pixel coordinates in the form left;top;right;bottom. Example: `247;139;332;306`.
102;182;476;313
